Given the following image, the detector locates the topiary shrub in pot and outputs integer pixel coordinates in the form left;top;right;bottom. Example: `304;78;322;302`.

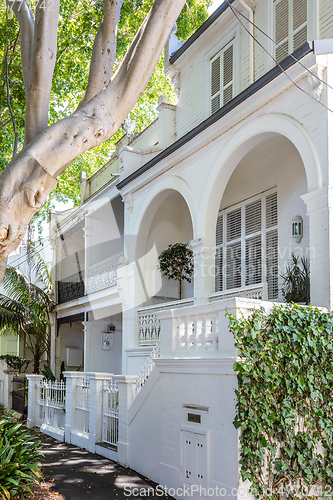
158;243;194;300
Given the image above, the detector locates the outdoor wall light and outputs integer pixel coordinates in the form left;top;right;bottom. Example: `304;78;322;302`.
292;216;303;243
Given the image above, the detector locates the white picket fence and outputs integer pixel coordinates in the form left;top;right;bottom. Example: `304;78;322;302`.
38;379;66;429
102;378;119;447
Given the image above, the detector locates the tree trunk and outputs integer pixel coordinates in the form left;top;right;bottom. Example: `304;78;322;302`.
0;0;186;285
179;278;182;300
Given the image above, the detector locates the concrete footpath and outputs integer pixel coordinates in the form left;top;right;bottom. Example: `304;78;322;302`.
34;431;174;500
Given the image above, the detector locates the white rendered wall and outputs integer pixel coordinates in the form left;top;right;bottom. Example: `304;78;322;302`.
129;360;238;500
85;315;122;374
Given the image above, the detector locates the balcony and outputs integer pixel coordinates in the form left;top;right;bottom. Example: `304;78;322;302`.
86;251;124;294
57;272;84;304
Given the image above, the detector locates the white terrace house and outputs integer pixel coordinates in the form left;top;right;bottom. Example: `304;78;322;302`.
27;0;333;497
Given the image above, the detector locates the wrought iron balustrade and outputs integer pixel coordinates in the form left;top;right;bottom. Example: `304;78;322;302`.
86;251;124;294
57;271;85;304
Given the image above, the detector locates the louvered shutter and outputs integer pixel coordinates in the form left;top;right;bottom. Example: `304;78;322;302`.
245;199;262;286
223;44;233;105
215;214;223;292
275;0;289;63
266;192;278;299
211;56;221;114
245;235;262;286
226;242;242;289
293;0;307;51
226;208;241;289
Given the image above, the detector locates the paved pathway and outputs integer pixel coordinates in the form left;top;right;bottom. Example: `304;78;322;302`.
35;432;174;500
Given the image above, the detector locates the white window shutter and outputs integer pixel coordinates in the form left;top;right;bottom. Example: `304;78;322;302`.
223;44;234;105
227;208;241;242
266;192;278;300
226;242;242;289
210;56;221;114
275;0;289;62
245;235;262;286
266;229;279;299
293;0;307;51
245;199;261;235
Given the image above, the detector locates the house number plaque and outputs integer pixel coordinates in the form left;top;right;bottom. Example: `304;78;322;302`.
188;413;201;424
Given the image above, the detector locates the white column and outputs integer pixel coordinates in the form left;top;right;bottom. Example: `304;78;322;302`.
83;321;92;372
190;238;215;305
50;313;56;374
26;374;43;428
302;187;333;308
86;372;112;453
63;372;82;444
115;375;137;467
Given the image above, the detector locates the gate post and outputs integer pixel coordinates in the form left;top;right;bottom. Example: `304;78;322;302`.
26;375;43;428
114;375;137;467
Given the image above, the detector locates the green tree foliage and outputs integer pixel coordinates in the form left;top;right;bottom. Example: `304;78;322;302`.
0;354;29;373
281;253;310;304
158;242;193;299
0;246;54;373
229;304;333;498
0;0;211;218
0;415;42;499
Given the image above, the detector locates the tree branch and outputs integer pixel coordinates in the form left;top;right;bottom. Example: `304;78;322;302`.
6;0;34;95
0;0;186;281
5;39;20;159
79;0;123;107
24;0;60;145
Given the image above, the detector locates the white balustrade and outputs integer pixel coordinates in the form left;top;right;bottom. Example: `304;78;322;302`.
75;377;90;434
86;251;124;294
136;345;160;395
138;298;194;347
38;380;66;430
177;313;219;352
102;378;119;447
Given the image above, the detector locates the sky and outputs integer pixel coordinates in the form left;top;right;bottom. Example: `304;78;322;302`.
208;0;225;15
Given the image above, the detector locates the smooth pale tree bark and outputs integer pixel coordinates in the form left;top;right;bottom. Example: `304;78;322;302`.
0;0;186;283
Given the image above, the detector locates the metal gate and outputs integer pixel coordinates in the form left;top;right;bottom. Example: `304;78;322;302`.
12;377;27;415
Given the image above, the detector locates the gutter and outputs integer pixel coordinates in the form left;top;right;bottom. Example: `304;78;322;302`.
117;42;313;191
169;0;235;64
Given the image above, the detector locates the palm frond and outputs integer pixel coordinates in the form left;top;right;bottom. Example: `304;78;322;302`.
24;244;52;290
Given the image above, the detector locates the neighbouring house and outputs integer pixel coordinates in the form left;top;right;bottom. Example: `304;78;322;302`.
28;1;333;498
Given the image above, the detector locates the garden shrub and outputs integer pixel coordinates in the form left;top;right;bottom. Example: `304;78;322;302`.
229;303;333;499
0;415;42;499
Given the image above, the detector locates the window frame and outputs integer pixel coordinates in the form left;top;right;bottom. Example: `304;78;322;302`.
273;0;312;63
215;188;278;299
204;25;240;117
210;39;235;114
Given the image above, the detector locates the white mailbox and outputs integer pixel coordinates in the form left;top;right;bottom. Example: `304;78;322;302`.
66;347;83;367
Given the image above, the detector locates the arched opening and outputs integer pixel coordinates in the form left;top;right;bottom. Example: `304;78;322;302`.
213;135;309;302
137;190;194;306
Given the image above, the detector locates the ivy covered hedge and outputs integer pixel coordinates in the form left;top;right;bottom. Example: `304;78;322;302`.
229;304;333;498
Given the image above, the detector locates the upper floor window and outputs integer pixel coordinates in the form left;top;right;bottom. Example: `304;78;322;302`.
274;0;307;63
210;40;234;114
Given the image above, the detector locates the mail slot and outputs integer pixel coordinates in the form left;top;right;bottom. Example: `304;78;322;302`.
188;413;201;424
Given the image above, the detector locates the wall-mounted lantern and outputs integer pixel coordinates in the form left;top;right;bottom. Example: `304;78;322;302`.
292;216;303;243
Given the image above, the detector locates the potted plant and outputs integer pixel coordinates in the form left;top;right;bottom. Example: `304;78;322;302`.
281;253;310;304
158;243;194;300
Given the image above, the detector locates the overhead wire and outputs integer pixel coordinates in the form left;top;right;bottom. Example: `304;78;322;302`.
225;0;333;114
6;1;333;270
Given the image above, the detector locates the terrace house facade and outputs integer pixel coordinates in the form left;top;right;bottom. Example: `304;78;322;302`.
35;0;333;496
